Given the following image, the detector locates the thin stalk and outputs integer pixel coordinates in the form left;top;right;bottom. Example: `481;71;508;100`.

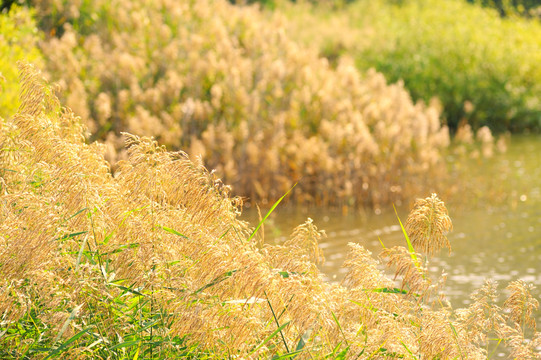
264;291;290;353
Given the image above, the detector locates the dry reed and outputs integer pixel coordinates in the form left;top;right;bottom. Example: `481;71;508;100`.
32;0;453;209
0;64;538;359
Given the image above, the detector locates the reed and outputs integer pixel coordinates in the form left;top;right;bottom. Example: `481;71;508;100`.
27;0;454;209
1;64;538;359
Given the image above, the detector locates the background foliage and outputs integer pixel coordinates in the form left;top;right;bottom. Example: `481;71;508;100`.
20;0;454;209
0;5;42;119
281;0;541;133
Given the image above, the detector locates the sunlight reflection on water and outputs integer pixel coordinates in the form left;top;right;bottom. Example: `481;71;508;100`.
242;136;541;357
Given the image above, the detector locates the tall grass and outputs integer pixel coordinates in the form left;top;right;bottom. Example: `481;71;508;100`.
0;63;538;359
22;0;457;209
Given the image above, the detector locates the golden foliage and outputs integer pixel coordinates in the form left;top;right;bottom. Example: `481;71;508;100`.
405;193;453;255
35;0;451;208
1;64;538;358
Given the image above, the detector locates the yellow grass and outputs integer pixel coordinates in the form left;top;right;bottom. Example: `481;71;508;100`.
0;63;538;359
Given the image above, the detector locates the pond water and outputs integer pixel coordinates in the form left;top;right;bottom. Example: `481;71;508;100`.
242;135;541;352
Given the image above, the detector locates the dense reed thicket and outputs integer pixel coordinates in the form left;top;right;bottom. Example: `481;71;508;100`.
281;0;541;133
21;0;457;209
1;64;538;359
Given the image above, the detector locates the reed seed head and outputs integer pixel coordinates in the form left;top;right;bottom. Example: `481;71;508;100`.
405;193;452;255
504;280;539;331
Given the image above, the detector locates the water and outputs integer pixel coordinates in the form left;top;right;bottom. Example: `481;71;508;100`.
242;135;541;339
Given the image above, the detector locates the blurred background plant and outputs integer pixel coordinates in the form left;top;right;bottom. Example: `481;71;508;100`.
279;0;541;133
0;5;42;119
467;0;541;18
2;0;457;209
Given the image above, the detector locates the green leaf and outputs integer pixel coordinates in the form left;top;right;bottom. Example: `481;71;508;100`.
109;340;141;350
335;346;350;360
44;329;88;359
53;304;83;344
65;208;88;222
250;321;291;355
192;269;238;295
248;183;296;242
365;287;409;295
265;291;290;353
332;311;349;347
393;204;419;268
75;235;89;273
55;231;87;242
108;283;145;296
278;271;290;278
159;225;190;239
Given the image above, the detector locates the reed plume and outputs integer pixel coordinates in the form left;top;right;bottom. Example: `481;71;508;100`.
505;280;539;331
405;193;453;255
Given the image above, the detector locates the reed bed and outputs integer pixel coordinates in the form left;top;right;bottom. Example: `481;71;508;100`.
25;0;457;209
0;64;538;359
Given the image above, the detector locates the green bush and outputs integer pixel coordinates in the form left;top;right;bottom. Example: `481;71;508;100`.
467;0;541;17
281;0;541;133
352;0;541;132
0;6;43;119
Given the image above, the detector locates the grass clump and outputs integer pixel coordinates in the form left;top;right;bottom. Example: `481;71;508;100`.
1;63;539;359
281;0;541;133
25;0;454;209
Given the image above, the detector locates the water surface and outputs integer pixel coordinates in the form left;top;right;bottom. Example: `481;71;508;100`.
243;135;541;328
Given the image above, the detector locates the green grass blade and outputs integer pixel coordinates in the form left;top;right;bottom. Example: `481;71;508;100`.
53;304;83;344
250;321;291;355
377;236;386;249
75;234;89;273
44;329;88;359
109;340;141;350
487;337;503;359
401;341;415;357
364;287;409;295
274;349;306;359
335;346;350;360
393;204;419;267
331;311;349;347
65;207;88;222
449;322;465;360
192;269;238;295
159;225;189;239
265;291;290;353
132;340;142;360
295;330;308;352
55;231;87;242
248;183;296;242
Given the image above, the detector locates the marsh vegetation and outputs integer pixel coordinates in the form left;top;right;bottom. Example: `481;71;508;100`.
1;0;541;358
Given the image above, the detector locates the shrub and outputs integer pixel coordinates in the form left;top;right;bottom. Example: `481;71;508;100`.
30;0;452;209
0;5;42;119
282;0;541;133
467;0;541;17
1;63;539;359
